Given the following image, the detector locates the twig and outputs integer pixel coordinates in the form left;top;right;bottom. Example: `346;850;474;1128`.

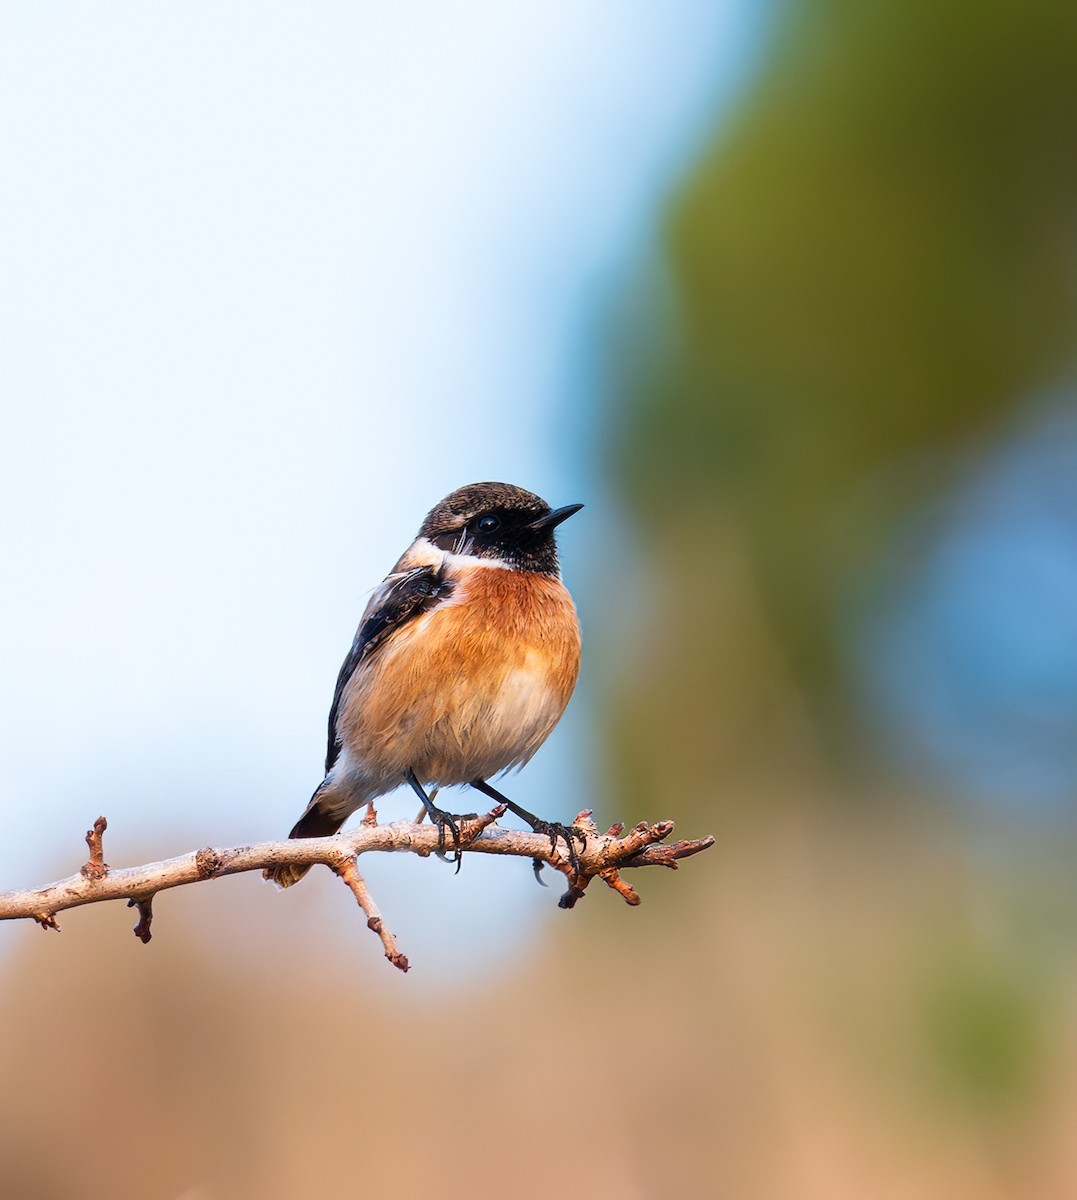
127;895;154;943
81;816;109;881
0;810;715;968
334;857;409;972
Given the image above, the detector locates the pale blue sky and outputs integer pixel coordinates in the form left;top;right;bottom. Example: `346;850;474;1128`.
0;2;763;969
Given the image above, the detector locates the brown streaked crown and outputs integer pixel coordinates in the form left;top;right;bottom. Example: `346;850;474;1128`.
417;482;581;574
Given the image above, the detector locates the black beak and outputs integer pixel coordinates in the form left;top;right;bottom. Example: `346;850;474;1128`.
528;503;584;532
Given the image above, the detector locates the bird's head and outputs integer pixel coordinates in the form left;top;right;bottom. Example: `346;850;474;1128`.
417;482;583;574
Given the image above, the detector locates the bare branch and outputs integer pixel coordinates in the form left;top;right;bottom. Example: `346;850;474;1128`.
0;808;715;968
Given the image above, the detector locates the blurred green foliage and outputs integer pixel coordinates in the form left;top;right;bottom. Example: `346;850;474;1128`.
599;3;1077;1160
610;0;1077;808
917;944;1045;1110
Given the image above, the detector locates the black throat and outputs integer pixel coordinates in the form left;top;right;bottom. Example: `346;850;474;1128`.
428;527;560;575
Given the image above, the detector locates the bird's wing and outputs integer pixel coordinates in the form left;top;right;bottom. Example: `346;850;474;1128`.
324;564;450;773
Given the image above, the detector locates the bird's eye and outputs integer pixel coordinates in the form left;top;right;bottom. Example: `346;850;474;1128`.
476;515;501;533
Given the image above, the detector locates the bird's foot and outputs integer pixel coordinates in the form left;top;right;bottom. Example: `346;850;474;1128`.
428;805;461;869
529;819;588;876
428;805;483;873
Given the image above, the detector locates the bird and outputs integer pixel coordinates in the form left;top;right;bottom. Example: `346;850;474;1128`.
264;481;583;888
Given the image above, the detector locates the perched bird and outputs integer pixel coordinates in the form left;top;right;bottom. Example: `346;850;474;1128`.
265;482;583;887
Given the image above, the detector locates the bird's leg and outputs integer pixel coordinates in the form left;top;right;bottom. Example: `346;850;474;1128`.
405;770;463;871
469;778;587;875
413;786;438;824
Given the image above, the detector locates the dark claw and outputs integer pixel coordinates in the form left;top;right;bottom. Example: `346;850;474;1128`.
431;807;462;870
532;857;548;886
532;820;587;874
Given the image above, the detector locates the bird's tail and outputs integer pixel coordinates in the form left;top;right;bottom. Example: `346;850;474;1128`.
263;788;348;889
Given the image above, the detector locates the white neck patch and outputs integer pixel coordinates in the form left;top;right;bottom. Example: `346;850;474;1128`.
411;536;511;572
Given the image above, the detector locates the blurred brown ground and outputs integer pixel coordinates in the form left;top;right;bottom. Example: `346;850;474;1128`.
2;803;1076;1199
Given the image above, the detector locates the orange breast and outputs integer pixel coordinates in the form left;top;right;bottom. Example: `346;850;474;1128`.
337;568;581;786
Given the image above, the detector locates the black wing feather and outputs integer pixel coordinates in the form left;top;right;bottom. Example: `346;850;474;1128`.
324;565;450;773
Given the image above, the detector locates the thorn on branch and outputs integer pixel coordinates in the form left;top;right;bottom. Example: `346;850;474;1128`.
81;816;109;881
554;817;714;910
599;868;641;906
460;804;506;847
127;895;155;943
622;835;717;870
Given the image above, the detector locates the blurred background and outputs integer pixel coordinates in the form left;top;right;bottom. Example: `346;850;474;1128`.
3;1;1077;1197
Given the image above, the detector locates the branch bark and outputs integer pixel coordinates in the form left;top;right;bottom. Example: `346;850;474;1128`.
0;809;715;970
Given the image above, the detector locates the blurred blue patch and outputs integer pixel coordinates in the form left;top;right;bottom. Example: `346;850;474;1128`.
859;398;1077;812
